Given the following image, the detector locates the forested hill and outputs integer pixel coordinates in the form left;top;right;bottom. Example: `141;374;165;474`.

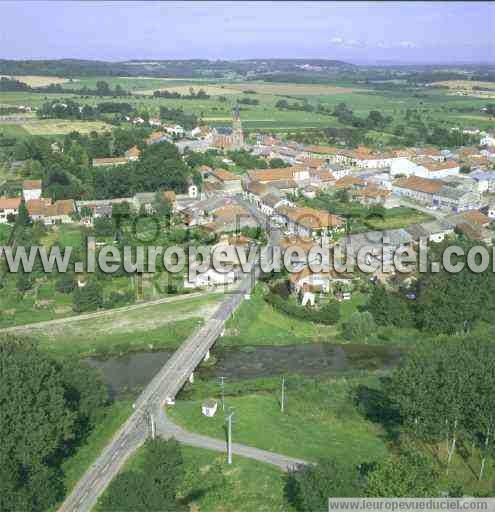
0;58;355;78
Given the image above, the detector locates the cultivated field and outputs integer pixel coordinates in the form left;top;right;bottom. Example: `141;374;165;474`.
135;84;240;96
432;80;495;91
1;75;71;87
21;119;111;135
135;81;364;97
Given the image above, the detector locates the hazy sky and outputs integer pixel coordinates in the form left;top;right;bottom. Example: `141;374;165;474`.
1;1;493;64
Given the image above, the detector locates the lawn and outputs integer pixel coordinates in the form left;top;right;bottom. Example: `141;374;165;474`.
21;119;111;135
96;443;291;512
169;374;389;466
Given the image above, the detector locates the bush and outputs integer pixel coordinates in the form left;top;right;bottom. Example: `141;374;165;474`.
342;311;376;341
72;280;103;313
265;293;340;325
103;290;134;309
55;273;75;294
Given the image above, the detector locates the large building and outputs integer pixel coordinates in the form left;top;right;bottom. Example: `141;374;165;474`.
212;106;244;150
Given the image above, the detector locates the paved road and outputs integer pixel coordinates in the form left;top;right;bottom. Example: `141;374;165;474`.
0;290;216;333
156;407;307;471
58;197;284;511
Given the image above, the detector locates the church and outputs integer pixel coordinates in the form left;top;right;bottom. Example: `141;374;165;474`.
212;105;244;150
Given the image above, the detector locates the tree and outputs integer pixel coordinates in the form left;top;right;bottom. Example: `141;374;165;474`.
365;448;439;497
367;286;413;328
269;158;286;168
387;337;495;476
72;280;103;312
100;439;184;511
415;240;495;334
285;460;362;511
55;272;75;294
16;269;33;293
342;311;376;341
0;336;107;511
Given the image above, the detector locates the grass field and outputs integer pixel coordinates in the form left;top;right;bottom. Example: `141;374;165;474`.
96;443;291;512
0;123;30;137
29;293;220;357
21;119;111;135
170;374;389;466
222;285;339;346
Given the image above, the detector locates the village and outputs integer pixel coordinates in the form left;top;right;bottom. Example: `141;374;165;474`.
1;106;494;305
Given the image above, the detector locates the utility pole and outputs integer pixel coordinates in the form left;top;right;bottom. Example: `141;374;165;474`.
226;410;234;465
149;411;156;440
218;376;226;411
281;376;285;413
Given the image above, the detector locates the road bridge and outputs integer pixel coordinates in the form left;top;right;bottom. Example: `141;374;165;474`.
58;201;287;511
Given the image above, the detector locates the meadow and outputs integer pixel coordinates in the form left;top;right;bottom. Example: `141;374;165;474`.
1;76;492;132
4;292;220;357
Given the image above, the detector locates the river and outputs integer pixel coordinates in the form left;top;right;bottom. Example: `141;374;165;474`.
85;343;401;399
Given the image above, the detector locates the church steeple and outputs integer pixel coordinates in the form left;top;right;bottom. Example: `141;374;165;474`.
231;104;244;149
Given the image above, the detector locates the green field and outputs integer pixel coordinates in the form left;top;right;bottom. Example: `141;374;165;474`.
26;293;220;357
222;285;339;346
0;123;30;138
1;76;492;132
170;374;389;466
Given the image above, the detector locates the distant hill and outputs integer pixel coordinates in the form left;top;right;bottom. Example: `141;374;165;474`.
0;58;356;79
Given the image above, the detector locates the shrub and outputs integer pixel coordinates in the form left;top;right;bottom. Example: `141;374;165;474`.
55;273;75;294
342;311;376;341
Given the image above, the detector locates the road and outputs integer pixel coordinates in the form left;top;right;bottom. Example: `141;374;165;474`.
156;407;307;471
59;198;284;511
0;290;216;333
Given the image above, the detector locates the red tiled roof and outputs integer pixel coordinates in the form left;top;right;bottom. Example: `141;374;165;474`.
393;176;445;194
0;197;21;209
23;180;42;190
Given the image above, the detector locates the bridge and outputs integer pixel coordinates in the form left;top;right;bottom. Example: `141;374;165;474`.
58;211;294;511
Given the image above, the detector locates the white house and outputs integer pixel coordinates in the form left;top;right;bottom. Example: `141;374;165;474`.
201;399;218;417
22;180;42;201
0;197;21;224
480;133;495;147
27;198;76;225
413;158;460;179
184;264;236;289
470;170;495;193
390;158;421;177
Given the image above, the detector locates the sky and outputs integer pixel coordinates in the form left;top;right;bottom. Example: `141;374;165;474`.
1;1;494;64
